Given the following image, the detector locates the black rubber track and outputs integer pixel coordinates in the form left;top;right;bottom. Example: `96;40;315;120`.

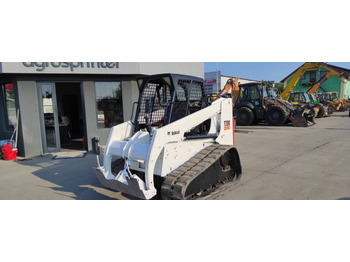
161;144;242;200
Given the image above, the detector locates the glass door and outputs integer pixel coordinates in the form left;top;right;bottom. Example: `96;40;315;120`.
38;83;60;153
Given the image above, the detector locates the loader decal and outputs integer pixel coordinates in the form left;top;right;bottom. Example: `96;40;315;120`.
167;130;180;136
224;120;231;131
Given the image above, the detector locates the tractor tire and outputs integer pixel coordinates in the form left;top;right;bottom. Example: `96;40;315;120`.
315;104;326;118
339;104;346;112
266;105;287;126
328;105;334;115
310;107;317;117
236;107;255;126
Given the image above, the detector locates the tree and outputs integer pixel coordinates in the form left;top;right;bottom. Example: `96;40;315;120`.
262;80;275;88
262;80;284;91
274;83;284;91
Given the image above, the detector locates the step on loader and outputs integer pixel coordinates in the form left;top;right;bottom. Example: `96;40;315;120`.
95;74;242;200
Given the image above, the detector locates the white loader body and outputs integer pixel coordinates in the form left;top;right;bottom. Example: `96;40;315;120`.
96;98;234;200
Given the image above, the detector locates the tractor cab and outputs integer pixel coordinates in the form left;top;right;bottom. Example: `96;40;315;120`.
327;92;339;100
289;92;311;104
237;82;266;108
318;93;333;103
267;88;279;98
308;93;320;103
234;82;267;125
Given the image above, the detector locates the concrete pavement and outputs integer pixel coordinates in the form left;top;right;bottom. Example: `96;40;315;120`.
206;111;350;200
0;153;133;200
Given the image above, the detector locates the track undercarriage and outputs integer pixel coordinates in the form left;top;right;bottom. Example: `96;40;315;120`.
161;144;241;200
106;144;242;200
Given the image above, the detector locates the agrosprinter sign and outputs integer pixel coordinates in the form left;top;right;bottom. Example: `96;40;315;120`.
22;62;119;72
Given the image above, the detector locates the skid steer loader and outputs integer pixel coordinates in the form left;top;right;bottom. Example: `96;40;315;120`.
95;74;242;200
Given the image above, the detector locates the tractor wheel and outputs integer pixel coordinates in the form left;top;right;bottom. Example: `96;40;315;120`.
316;104;326;118
328;105;334;115
236;107;255;126
266;105;287;126
339;104;346;112
310;107;317;117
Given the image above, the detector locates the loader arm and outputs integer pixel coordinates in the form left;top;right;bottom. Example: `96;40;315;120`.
280;62;323;100
217;78;240;107
307;71;343;93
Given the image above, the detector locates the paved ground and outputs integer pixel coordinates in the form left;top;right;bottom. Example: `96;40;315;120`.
0;111;349;200
0;152;132;200
206;111;350;200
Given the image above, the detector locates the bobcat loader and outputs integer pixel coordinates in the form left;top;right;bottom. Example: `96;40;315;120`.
95;74;242;200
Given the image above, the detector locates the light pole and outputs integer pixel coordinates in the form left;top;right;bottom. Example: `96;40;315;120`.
216;62;219;94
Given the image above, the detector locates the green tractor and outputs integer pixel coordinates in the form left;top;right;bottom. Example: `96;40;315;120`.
288;92;326;118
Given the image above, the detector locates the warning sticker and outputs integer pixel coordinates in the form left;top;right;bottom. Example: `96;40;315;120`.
224;120;231;131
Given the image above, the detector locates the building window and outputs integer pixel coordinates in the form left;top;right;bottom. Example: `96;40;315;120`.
310;71;317;83
205;84;213;94
1;83;17;131
300;74;306;80
95;82;123;128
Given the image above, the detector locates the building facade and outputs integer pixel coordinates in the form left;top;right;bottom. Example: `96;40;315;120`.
281;63;350;99
205;71;261;94
0;62;204;158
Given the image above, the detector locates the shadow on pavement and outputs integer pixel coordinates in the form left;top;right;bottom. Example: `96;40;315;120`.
328;114;349;118
15;153;128;200
324;128;350;131
237;124;296;130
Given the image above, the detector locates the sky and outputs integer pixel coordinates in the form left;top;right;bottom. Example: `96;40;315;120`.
205;62;350;82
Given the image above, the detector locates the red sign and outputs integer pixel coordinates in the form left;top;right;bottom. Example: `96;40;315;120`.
205;79;217;84
5;83;14;90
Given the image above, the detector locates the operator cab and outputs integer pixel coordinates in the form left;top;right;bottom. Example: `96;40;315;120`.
234;82;267;125
308;93;315;102
134;74;207;133
237;82;266;107
318;93;326;103
268;88;278;98
329;92;339;100
289;92;311;104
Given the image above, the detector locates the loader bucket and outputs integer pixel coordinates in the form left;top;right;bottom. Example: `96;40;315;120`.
94;167;152;200
291;109;315;127
94;168;146;199
94;158;157;200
